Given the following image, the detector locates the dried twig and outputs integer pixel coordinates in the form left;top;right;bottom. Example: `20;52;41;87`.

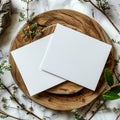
114;70;120;83
115;113;120;120
0;110;25;120
88;0;120;33
88;100;106;120
1;81;41;120
26;0;32;42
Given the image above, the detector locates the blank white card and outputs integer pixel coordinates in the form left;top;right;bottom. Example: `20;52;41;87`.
41;24;112;91
11;34;65;96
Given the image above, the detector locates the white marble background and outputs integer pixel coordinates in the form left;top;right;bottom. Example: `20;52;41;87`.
0;0;120;120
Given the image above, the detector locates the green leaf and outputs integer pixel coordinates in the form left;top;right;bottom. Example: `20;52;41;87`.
30;23;37;30
1;97;7;103
19;12;26;22
0;115;8;119
103;85;120;100
30;12;35;20
19;12;25;18
103;91;120;100
96;0;110;11
109;85;120;94
0;82;3;88
104;68;114;86
20;103;25;110
2;104;8;110
0;60;11;75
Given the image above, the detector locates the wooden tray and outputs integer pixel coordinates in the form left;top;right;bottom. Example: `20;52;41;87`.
9;9;114;110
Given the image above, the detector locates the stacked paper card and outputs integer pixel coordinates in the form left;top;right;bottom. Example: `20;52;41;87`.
11;24;112;96
11;34;65;96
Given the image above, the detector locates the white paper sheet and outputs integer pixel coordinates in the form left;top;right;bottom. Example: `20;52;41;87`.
40;24;112;91
11;34;65;96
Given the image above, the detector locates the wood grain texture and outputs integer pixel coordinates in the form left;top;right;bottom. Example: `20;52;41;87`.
9;9;114;110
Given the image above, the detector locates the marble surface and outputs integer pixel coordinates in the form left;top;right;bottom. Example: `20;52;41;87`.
0;0;120;120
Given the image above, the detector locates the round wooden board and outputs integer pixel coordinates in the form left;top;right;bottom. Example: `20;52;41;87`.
9;9;114;110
